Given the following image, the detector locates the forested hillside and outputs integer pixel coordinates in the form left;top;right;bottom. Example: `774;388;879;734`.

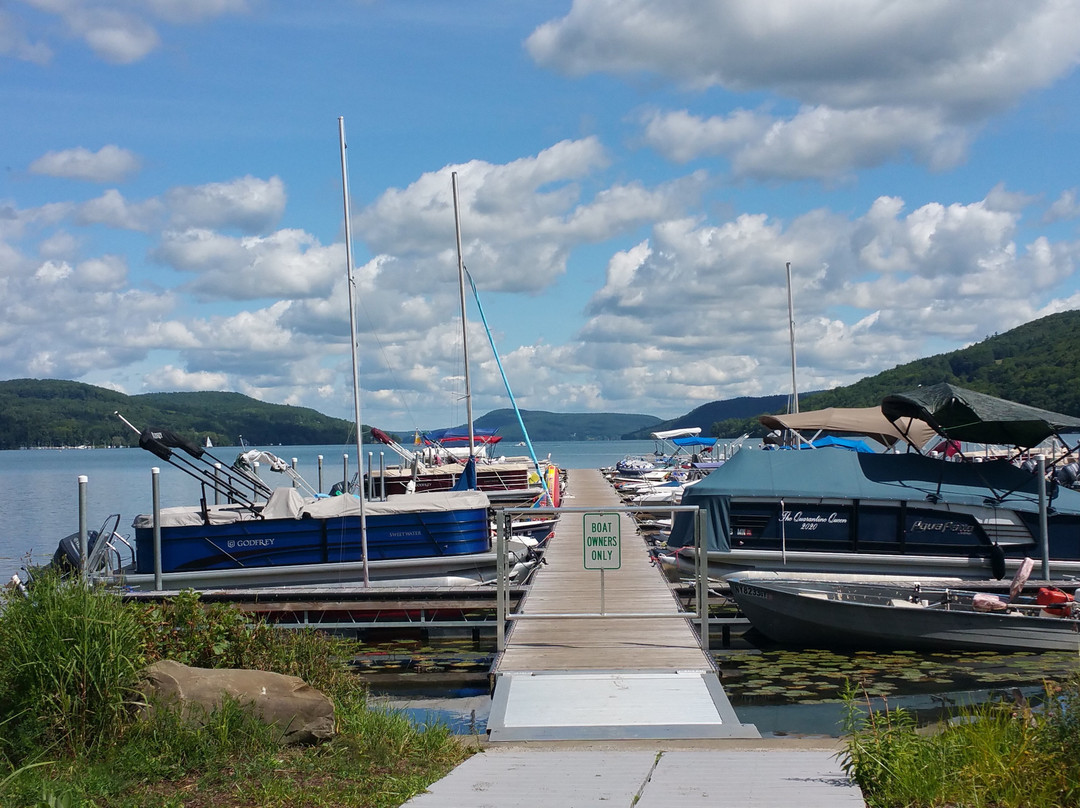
0;380;356;450
622;395;793;439
471;409;661;441
710;309;1080;437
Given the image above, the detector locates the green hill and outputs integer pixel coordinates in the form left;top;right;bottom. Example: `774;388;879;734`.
621;395;794;439
0;380;357;450
471;409;662;442
710;309;1080;437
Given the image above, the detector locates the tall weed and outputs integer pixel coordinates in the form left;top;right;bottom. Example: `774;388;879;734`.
840;674;1080;808
0;570;144;763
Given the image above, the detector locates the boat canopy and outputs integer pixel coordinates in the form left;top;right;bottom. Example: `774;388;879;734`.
651;427;702;440
667;448;1080;552
881;383;1080;449
672;436;717;448
759;406;937;450
423;427;502;445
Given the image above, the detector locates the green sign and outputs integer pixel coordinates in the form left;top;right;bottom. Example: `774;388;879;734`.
583;512;621;570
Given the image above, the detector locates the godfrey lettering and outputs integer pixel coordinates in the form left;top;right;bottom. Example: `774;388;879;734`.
226;538;275;548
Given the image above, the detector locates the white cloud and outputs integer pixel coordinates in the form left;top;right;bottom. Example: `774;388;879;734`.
646;105;972;179
29;145;142;183
532;1;1080;179
152;364;230;391
356;138;697;294
153;228;341;301
77;189;162;231
0;8;52;63
567;189;1080;416
74;254;127;290
165;176;287;234
17;0;247;64
528;1;1080;115
73;7;160;64
1046;189;1080;223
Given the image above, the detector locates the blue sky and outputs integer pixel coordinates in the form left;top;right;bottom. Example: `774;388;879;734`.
3;1;1080;432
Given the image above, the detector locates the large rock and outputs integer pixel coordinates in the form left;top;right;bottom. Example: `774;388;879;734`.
138;659;335;744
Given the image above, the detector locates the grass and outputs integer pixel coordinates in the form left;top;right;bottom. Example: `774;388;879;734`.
838;675;1080;807
0;572;474;808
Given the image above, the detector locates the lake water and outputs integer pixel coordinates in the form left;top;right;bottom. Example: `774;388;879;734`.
0;439;662;582
5;438;1072;738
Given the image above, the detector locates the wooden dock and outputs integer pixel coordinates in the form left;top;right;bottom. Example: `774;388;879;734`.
486;468;758;741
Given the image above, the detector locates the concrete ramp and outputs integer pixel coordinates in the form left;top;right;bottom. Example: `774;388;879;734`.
487;670;758;741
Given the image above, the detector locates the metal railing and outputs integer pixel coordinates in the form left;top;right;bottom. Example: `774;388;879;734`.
494;505;708;653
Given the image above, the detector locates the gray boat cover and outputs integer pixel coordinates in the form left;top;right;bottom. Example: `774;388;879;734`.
133;488;489;528
299;490;490;519
881;383;1080;448
667;448;1080;552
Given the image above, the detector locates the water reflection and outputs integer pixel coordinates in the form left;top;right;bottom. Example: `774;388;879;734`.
352;634;1080;737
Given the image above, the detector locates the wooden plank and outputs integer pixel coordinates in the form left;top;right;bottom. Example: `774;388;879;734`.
495;468;712;673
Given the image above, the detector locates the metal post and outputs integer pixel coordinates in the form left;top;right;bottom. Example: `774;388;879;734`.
600;568;606;615
696;507;709;649
152;467;163;591
367;451;374;499
213;463;221;505
1039;454;1050;580
317;455;324;493
343;454;349;492
379;452;386;501
291;457;298;489
496;510;506;652
78;475;88;581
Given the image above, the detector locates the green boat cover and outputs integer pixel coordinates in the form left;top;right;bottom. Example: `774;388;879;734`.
881;383;1080;448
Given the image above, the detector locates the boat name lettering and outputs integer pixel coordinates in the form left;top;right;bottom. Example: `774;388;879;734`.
388;530;422;538
910;520;975;535
586;536;618;547
226;538;275;548
780;511;848;530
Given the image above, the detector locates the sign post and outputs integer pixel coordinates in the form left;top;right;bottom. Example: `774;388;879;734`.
583;512;621;614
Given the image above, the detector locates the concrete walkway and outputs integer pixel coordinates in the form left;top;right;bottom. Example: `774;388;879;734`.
404;739;864;807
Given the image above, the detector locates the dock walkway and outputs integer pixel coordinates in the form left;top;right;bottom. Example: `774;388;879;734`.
487;468;755;741
409;469;864;806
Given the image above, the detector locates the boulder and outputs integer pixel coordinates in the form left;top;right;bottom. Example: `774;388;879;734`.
138;659;335;744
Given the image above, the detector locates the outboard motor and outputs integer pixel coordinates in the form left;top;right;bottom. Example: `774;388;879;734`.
1056;461;1080;488
50;530;95;575
46;514;122;578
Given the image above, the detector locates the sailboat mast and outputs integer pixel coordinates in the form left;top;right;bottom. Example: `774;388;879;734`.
338;116;369;587
786;261;799;414
452;171;475;457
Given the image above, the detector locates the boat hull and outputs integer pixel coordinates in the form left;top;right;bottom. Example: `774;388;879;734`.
662;546;1080;581
103;551;537;591
727;576;1080;652
134;506;490;574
